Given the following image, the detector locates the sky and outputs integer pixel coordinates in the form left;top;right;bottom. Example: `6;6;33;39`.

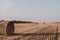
0;0;60;22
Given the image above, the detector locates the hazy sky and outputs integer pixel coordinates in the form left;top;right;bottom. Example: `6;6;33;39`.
0;0;60;22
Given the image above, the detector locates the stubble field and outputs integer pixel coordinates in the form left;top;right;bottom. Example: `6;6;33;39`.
0;21;60;40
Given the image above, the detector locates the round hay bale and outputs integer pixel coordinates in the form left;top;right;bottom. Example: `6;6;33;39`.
6;22;14;36
0;21;15;36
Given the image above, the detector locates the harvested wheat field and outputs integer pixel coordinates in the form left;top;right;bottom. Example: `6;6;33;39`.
0;21;60;40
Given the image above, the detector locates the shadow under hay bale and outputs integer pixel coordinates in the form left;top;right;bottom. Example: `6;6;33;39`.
6;22;15;36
